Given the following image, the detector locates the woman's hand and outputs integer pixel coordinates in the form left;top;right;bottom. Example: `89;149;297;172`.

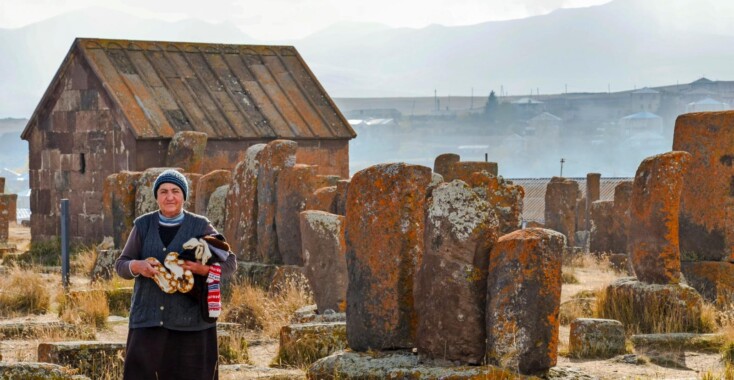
181;261;210;276
131;259;159;278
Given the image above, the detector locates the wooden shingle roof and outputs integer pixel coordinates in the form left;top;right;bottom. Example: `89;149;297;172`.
23;38;356;141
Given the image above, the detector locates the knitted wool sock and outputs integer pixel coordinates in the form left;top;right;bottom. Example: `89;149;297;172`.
207;264;222;318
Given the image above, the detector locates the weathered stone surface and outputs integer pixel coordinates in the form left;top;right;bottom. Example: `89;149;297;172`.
291;305;346;324
585;173;601;230
433;153;460;178
545;177;580;247
257;140;298;264
674;112;734;262
305;186;337;213
589;200;614;253
38;341;125;380
630;151;691;284
598;277;707;334
486;228;565;375
0;177;4;193
466;172;524;234
276;164;321;265
444;161;498;182
90;249;119;281
207;185;229;232
415;180;499;364
273;322;348;367
300;211;347;313
195;169;232;216
165;131;208;173
575;197;586;234
219;364;303;379
334;179;350;216
0;362;88;379
307;350;531;380
102;171;141;248
0;321;94;340
3;194;17;226
610;181;633;254
681;261;734;306
225;144;266;261
631;333;723;368
569;318;626;359
345;163;432;351
0;195;12;242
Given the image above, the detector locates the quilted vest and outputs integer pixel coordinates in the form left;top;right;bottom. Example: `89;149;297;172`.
128;210;215;331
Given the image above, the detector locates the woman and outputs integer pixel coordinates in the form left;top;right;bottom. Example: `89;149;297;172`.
115;169;237;380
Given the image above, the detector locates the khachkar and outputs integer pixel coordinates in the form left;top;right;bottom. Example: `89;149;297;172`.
674;111;734;306
0;177;18;252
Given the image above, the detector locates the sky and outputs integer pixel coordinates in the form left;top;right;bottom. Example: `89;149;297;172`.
0;0;612;40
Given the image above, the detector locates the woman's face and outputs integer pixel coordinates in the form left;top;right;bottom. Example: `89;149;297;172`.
156;182;184;218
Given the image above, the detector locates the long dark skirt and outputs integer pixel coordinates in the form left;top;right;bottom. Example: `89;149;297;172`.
123;327;219;380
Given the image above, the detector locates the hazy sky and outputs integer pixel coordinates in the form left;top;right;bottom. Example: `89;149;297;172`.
0;0;612;40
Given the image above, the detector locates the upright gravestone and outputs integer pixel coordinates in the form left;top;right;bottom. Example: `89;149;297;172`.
545;177;579;247
300;210;348;313
345;163;432;351
433;153;460;178
195;170;231;216
611;181;633;253
165;131;208;174
415;180;499;364
674;112;734;262
585;173;601;231
224;144;266;261
102;171;141;249
257;140;297;264
630;151;691;284
486;228;565;375
276;164;320;265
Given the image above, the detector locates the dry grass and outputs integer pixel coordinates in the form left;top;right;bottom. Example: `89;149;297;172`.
595;286;716;335
223;278;314;338
71;245;98;276
701;364;734;380
0;264;50;316
57;287;110;329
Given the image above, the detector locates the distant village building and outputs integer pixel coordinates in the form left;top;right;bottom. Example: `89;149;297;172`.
619;111;663;137
630;87;660;113
686;98;730;113
22;38;355;243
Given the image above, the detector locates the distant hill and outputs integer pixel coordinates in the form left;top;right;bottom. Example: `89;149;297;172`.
2;0;734;117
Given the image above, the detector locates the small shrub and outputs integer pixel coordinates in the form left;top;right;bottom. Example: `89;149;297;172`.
562;269;580;284
723;342;734;366
0;265;50;316
218;330;250;364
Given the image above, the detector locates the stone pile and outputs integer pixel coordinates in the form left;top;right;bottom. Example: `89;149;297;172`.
674;111;734;307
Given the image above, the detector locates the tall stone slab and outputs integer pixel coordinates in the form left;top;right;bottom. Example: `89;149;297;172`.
102;171;141;249
334;179;350;216
433;153;460;178
0;194;11;242
673;112;734;262
194;170;232;216
630;151;691;284
257;140;297;264
466;172;524;234
585;173;601;230
276;164;320;265
206;185;228;232
545;177;579;247
611;181;633;254
0;177;4;193
486;228;565;375
590;200;614;253
444;161;498;182
300;210;348;313
224;144;266;261
165;131;208;173
415;181;499;364
345;163;432;351
305;186;337;213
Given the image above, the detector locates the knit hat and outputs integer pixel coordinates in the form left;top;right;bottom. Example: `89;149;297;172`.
153;170;189;200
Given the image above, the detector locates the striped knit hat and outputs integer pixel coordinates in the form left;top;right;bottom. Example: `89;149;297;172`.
153;170;189;200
